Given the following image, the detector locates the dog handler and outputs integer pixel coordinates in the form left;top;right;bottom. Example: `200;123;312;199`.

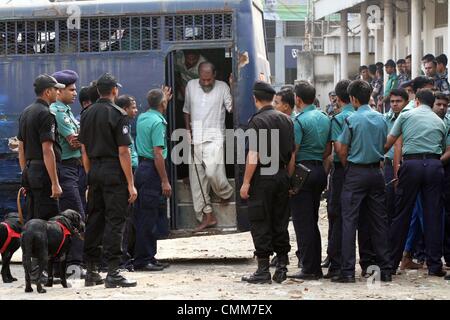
18;74;64;221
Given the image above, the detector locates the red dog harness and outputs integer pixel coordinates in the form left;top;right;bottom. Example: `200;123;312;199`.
55;221;71;257
0;222;21;254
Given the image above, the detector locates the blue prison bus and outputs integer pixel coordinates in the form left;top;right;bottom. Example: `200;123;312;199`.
0;0;271;235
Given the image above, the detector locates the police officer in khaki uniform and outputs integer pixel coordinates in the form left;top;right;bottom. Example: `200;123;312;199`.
288;81;330;280
79;73;137;288
133;88;172;271
325;79;353;278
434;93;450;270
385;89;447;277
333;80;392;283
50;70;85;275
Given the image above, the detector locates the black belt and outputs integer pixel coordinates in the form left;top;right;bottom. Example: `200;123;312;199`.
26;159;44;165
333;162;343;169
61;158;82;166
348;162;380;168
258;164;288;169
298;160;323;166
403;153;441;160
139;157;154;162
384;158;393;166
90;157;119;162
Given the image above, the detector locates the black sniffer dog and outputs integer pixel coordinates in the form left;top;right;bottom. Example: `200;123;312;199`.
21;209;84;293
0;212;22;283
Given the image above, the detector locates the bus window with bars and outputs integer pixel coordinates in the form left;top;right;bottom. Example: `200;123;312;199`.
0;16;161;55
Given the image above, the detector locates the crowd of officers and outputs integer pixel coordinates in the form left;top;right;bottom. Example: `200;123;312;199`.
18;71;173;288
16;53;450;290
241;71;450;285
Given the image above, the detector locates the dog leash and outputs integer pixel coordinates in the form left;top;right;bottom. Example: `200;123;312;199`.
16;187;25;225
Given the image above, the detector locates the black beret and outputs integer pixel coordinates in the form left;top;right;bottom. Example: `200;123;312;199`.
253;80;276;95
52;70;79;86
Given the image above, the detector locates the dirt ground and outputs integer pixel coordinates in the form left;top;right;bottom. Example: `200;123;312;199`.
1;202;450;300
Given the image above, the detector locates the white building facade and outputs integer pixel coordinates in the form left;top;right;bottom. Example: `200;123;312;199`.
315;0;450;80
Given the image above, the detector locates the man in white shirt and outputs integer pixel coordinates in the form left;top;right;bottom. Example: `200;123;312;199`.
183;62;234;232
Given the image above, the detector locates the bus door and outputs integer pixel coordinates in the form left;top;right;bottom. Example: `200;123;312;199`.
165;47;248;236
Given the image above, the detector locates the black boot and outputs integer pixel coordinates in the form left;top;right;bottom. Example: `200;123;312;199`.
270;255;289;268
85;262;104;287
105;266;137;288
321;256;331;269
241;258;272;284
269;255;278;268
272;254;288;284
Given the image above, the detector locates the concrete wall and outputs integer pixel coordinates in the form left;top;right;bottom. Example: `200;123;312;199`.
274;35;304;87
394;0;408;60
268;51;276;82
309;53;374;109
431;27;448;54
315;0;450;92
324;36;375;55
313;54;334;109
383;0;448;59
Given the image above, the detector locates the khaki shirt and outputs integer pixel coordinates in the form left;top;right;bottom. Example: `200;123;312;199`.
390;104;447;155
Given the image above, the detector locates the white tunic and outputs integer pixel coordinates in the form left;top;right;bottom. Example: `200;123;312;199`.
183;79;232;144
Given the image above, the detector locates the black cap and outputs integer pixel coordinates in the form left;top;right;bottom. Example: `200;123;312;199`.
52;70;79;86
385;59;396;68
329;91;336;96
96;73;122;89
34;74;65;92
412;76;435;92
400;80;414;89
253;80;276;95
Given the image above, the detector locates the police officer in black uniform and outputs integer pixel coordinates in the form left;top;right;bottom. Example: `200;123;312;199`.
18;74;64;221
240;81;295;284
77;82;100;212
79;73;137;288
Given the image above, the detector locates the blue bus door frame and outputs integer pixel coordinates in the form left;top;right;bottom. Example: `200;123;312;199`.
166;51;178;231
165;46;248;232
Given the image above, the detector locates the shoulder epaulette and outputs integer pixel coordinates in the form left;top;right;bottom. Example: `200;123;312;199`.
248;113;257;124
56;105;66;112
295;111;304;119
80;104;91;115
109;102;127;116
